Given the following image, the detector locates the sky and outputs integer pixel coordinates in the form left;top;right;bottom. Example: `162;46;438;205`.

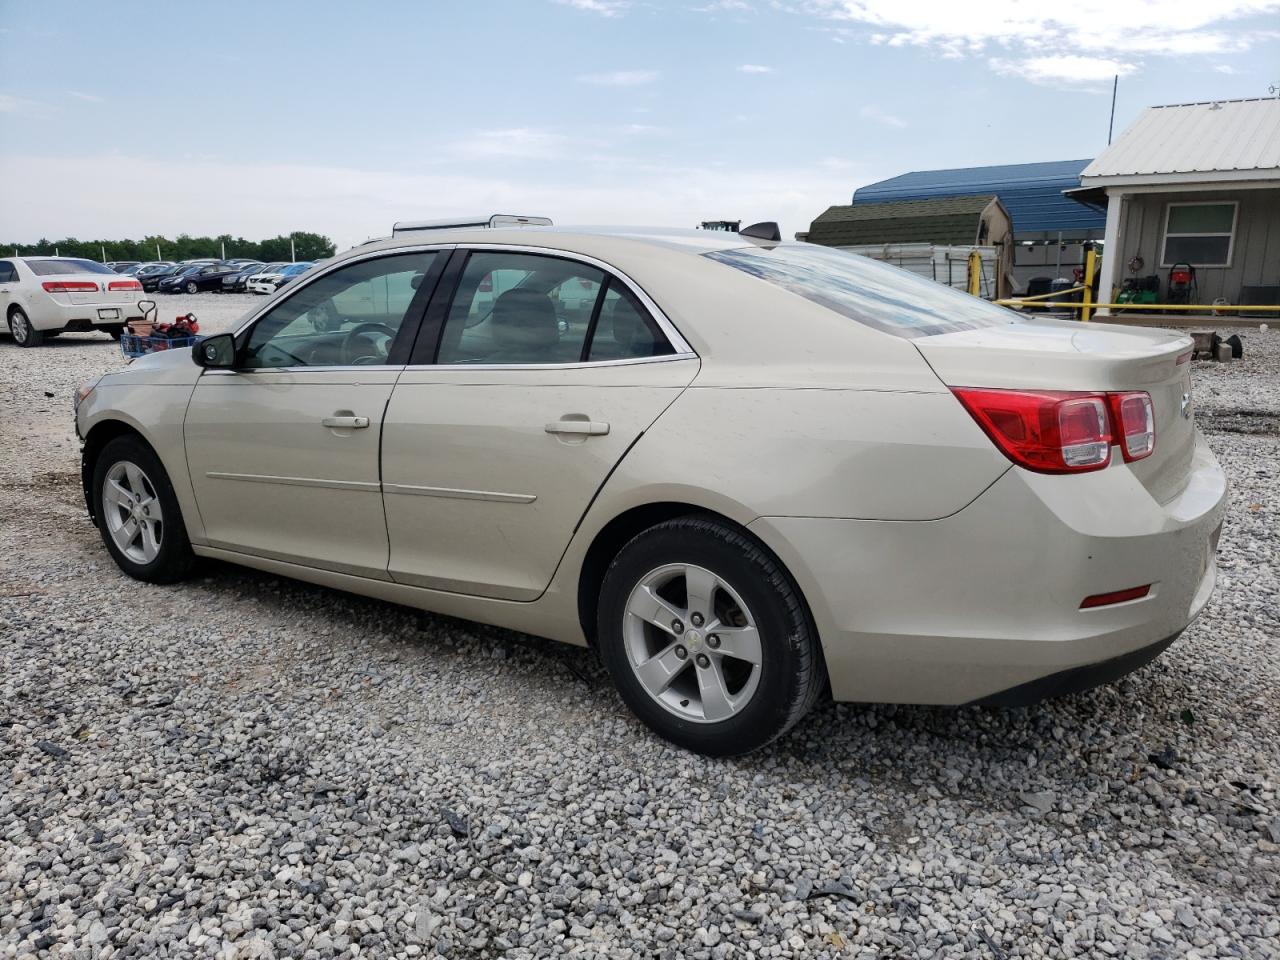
1;0;1278;248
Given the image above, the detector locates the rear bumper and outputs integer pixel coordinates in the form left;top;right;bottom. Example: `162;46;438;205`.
26;296;140;331
749;430;1227;705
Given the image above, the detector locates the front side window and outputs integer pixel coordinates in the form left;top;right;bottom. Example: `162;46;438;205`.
437;252;609;364
1162;202;1236;267
242;252;437;368
704;244;1022;339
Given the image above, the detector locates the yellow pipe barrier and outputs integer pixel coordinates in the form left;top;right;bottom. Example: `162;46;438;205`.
967;250;982;297
995;300;1280;313
1007;285;1086;303
1081;247;1096;322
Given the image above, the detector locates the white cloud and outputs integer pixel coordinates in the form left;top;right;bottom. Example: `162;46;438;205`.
68;90;103;103
990;55;1137;85
0;93;34;112
857;104;907;127
697;0;754;11
552;0;629;14
448;128;566;160
1213;63;1239;73
737;64;775;73
798;0;1279;83
577;69;660;86
0;151;882;249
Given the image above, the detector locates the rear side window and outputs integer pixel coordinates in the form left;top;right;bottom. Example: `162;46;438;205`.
0;261;16;283
25;258;117;277
704;244;1022;339
587;283;674;362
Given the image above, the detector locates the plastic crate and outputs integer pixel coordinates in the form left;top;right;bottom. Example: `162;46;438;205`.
120;332;201;359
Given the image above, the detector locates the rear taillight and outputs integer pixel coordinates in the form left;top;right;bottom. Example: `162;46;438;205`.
1108;392;1155;462
41;280;100;293
954;387;1158;474
952;388;1112;474
1080;584;1151;608
107;279;142;292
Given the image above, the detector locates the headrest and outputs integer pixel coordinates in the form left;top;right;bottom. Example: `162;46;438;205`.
492;289;559;348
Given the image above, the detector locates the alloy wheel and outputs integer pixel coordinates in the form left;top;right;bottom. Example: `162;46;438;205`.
102;460;164;564
623;563;763;723
10;310;30;343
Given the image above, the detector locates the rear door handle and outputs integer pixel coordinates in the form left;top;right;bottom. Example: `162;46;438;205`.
322;415;370;429
545;420;610;436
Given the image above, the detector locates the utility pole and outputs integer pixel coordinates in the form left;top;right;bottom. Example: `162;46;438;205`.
156;242;162;261
101;245;107;263
221;240;226;260
290;236;296;262
1108;75;1118;145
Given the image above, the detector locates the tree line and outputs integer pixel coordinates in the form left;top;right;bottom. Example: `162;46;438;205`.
3;231;337;263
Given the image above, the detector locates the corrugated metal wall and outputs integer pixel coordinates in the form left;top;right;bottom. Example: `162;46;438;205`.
1116;189;1280;303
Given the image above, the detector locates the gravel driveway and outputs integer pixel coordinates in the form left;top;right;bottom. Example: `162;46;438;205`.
2;297;1278;958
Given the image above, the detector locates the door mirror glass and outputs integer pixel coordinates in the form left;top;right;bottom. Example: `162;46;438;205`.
195;332;236;368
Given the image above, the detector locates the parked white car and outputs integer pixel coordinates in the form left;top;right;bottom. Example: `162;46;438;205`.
246;263;290;294
73;226;1227;754
1;257;145;346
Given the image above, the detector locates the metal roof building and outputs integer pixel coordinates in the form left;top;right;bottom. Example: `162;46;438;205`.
1081;98;1280;184
1080;98;1280;313
853;159;1104;234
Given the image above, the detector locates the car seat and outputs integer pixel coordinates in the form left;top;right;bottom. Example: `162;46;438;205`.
487;289;561;363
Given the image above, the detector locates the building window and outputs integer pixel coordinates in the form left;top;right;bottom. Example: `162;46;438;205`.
1161;202;1236;267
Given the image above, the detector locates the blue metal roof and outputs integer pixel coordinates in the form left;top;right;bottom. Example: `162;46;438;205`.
853;159;1104;233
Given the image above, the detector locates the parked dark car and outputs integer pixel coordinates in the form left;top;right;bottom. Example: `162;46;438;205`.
157;262;242;294
221;261;266;293
105;261;141;273
123;261;173;278
140;261;214;292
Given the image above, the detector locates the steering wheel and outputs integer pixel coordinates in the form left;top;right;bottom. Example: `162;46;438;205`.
343;322;396;364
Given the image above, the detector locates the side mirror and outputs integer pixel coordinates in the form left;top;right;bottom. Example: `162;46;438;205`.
194;332;236;369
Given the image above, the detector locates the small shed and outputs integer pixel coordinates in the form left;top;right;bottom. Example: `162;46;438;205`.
1078;98;1280;313
804;195;1014;298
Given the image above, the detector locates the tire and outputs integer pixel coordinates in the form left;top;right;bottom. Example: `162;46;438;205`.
185;281;198;294
104;325;124;341
597;516;826;756
9;307;44;347
92;435;195;583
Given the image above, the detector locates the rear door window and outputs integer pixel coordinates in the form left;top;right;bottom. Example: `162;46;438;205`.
0;261;16;283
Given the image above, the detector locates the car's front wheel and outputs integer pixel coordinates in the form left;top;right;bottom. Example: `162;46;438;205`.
9;307;44;347
92;435;195;583
597;516;826;756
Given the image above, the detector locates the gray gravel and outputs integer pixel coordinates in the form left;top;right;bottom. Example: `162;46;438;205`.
2;302;1278;958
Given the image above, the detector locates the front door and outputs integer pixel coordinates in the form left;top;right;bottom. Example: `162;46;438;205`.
382;249;699;600
184;249;444;578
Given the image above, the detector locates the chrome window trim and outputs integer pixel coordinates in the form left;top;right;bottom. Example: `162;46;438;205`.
223;239;700;372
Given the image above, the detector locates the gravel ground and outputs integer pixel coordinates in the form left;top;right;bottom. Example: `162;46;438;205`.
2;300;1278;959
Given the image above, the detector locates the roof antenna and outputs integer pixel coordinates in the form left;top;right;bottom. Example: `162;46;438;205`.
1107;75;1118;145
740;221;781;242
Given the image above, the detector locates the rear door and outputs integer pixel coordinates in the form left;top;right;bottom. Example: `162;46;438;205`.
0;260;15;318
382;248;699;600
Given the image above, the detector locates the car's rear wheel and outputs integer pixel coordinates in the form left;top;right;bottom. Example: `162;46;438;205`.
93;435;195;583
9;307;43;347
104;325;124;341
185;281;198;294
597;516;826;756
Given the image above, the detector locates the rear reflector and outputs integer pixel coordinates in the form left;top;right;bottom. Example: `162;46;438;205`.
107;279;142;292
42;280;99;293
1108;392;1155;462
951;388;1112;474
1080;585;1151;609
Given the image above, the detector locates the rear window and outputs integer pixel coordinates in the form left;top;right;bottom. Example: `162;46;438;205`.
25;258;117;277
704;244;1022;339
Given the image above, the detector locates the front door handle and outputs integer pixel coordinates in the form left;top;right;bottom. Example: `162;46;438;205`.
545;420;610;436
322;415;370;429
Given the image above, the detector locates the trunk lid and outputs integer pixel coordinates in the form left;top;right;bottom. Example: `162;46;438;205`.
916;317;1196;504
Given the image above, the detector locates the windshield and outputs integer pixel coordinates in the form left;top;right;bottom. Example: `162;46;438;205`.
703;244;1023;339
25;258;118;277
